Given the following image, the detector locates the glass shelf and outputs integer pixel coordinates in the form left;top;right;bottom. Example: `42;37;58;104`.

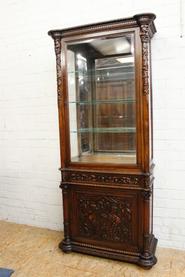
68;71;134;80
71;127;136;134
67;61;134;74
67;67;135;82
67;67;134;74
67;98;135;105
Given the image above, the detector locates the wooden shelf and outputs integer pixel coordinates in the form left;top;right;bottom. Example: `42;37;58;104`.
71;153;136;164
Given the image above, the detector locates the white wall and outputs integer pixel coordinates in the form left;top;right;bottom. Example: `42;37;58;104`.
0;0;185;250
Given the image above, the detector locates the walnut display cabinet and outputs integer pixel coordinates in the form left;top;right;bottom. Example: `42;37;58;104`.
48;13;157;269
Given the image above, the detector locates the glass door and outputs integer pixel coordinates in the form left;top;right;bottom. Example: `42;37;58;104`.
66;33;136;164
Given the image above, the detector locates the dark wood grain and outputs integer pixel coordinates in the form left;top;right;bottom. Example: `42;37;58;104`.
49;13;157;269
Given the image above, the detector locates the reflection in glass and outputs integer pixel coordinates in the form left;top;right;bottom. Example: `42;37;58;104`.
67;34;136;164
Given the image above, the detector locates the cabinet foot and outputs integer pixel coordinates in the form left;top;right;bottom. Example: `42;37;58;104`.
138;254;157;269
59;239;72;253
138;237;158;269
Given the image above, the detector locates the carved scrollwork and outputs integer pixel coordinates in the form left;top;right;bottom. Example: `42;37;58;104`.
54;37;62;101
63;171;140;185
77;194;133;243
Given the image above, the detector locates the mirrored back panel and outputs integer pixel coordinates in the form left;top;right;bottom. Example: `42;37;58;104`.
66;33;136;164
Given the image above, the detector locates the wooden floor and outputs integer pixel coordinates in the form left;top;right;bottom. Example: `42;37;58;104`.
0;221;185;277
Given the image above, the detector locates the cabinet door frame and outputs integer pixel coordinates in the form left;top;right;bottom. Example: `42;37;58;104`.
59;27;145;172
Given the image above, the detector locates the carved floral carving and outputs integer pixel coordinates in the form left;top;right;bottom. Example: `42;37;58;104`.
142;42;149;96
140;25;150;42
54;37;62;101
139;24;150;96
63;171;140;185
77;194;133;243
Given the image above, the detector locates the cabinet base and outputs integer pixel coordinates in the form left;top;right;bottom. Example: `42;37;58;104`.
59;236;158;269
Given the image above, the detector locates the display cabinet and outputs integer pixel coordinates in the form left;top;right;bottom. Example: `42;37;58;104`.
48;13;157;268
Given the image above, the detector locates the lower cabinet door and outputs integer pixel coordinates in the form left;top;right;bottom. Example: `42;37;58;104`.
69;185;143;253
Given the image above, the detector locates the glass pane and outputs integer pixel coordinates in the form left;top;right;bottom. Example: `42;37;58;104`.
67;34;136;164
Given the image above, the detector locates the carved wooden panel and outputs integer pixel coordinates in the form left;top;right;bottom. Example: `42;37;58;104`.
70;188;139;249
78;194;132;243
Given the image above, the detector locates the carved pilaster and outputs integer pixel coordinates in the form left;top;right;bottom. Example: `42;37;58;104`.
54;37;62;102
140;25;150;96
134;14;156;96
136;23;150;96
59;183;72;252
62;184;70;240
